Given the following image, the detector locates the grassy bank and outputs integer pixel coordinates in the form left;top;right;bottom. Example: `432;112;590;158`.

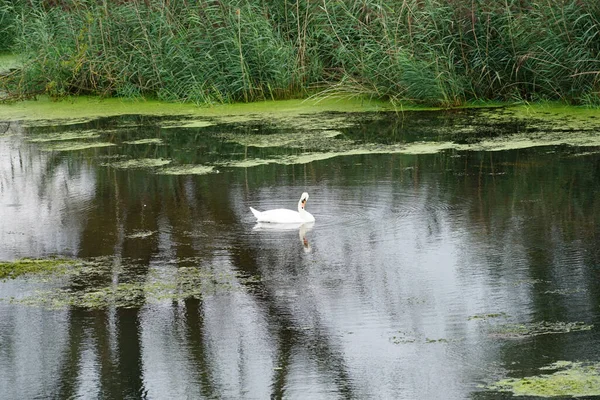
1;0;600;106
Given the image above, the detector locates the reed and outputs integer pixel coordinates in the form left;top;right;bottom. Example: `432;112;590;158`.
2;0;600;106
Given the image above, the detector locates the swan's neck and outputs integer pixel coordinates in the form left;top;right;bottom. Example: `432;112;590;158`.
298;200;304;214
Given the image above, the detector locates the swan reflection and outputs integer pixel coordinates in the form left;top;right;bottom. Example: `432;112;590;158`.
252;221;314;252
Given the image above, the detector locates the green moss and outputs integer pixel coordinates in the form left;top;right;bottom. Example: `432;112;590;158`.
487;361;600;397
490;321;593;339
0;258;77;280
102;158;171;169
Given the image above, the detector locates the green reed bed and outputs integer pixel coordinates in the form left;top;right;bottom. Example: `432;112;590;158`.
1;0;600;106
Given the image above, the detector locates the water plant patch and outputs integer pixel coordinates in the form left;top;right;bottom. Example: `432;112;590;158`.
101;158;171;169
486;361;600;397
489;321;593;339
0;258;78;280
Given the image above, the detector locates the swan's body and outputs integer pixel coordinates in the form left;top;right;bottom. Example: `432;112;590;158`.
250;192;315;223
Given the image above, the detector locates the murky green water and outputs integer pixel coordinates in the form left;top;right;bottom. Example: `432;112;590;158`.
1;108;600;399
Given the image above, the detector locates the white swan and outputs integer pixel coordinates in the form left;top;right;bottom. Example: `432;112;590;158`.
250;192;315;223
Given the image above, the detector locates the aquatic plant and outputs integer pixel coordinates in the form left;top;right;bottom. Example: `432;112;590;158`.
489;321;593;339
13;267;260;309
1;256;261;309
487;361;600;397
101;158;171;169
41;141;115;152
2;1;600;106
0;258;77;280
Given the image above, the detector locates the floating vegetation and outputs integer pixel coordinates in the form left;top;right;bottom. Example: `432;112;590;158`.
0;256;260;309
160;120;214;129
390;331;417;344
468;312;508;321
390;330;462;345
0;258;78;280
157;164;215;175
486;361;600;397
220;129;343;148
126;230;156;239
122;138;163;145
41;141;115;152
102;158;171;169
489;321;593;339
27;130;102;142
14;267;260;309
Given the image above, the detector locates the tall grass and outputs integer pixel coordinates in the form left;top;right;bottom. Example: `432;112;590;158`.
2;0;600;106
0;1;17;52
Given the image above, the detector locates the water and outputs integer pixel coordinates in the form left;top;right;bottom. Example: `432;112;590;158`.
1;110;600;399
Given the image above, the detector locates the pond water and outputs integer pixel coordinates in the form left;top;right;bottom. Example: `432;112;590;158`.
1;108;600;399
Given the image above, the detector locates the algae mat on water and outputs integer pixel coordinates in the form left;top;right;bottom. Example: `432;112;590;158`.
0;256;260;309
486;361;600;397
0;258;78;280
0;96;397;124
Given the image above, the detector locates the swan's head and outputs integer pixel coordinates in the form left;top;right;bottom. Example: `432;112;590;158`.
300;192;309;209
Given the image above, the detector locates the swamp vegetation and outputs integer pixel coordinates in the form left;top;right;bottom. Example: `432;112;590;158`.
2;0;600;106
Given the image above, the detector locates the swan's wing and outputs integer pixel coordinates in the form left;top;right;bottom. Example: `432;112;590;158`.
254;208;303;223
253;222;305;231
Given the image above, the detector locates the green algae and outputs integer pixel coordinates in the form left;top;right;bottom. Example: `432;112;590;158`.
390;331;417;344
157;164;215;175
160;120;215;129
468;312;508;321
0;258;78;280
102;158;171;169
0;96;397;124
42;141;115;152
122;138;163;145
220;129;343;148
13;266;260;309
485;103;600;131
489;321;593;339
487;361;600;397
27;130;102;142
1;255;261;309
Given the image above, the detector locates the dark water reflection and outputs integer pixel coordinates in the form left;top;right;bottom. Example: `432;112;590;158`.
1;111;600;399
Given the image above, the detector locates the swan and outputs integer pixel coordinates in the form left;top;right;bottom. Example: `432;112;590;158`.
249;192;315;223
